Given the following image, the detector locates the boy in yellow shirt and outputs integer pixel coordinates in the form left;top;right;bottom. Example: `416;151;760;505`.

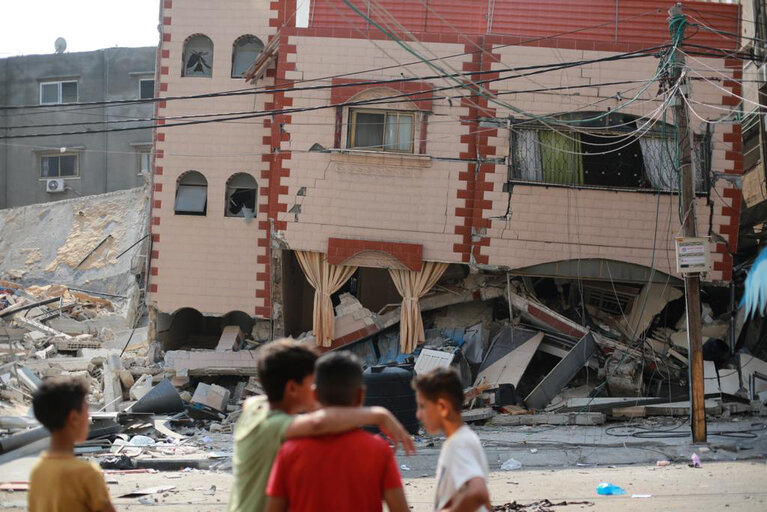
28;377;114;512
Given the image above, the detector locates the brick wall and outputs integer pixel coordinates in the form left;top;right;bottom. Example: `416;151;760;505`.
149;0;277;315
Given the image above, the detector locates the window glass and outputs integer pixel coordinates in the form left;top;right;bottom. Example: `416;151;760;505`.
232;36;264;78
353;112;385;150
40;83;59;104
59;155;77;176
138;151;151;174
140;79;154;99
175;185;207;213
226;173;258;217
396;114;413;152
41;156;59;177
61;82;78;103
184;35;214;77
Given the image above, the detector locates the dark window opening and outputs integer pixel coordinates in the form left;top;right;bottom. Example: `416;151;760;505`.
225;173;258;218
140;79;154;99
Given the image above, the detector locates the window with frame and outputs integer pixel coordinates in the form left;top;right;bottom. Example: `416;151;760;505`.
225;173;257;218
41;153;78;178
182;35;214;77
510;112;708;192
231;35;264;78
39;81;78;105
136;148;152;175
175;171;208;215
139;79;154;99
348;109;415;153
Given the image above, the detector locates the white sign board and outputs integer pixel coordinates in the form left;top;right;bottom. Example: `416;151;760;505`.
675;237;711;274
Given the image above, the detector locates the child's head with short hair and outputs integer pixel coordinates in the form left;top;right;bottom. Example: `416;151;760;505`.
413;368;464;434
32;377;90;442
257;338;317;411
314;351;364;407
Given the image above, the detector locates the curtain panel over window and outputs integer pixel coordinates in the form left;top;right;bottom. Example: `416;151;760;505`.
295;251;357;347
388;262;448;354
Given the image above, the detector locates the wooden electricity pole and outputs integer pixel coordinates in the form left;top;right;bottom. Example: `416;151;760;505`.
669;3;707;443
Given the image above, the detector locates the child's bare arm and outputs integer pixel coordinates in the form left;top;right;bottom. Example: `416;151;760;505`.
384;487;409;512
265;496;288;512
284;406;415;454
442;477;491;512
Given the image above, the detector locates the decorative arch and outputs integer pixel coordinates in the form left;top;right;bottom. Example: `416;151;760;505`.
182;34;214;77
225;172;258;218
231;35;264;78
175;170;208;215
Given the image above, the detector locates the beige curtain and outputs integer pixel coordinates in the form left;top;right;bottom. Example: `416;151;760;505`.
295;251;357;347
388;261;449;353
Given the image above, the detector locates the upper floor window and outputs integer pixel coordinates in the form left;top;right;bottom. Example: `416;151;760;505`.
40;80;78;105
348;108;415;153
232;35;264;78
41;153;79;178
175;171;208;215
139;79;154;99
510;112;708;192
136;147;152;175
225;173;258;218
183;35;214;77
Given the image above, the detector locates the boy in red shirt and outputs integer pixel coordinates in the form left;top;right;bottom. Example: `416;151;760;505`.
265;352;409;512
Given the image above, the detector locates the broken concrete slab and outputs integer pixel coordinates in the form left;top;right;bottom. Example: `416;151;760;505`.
215;325;243;352
16;367;42;393
461;407;496;423
525;333;597;410
130;374;153;401
191;383;230;412
489;412;605;426
102;354;123;413
475;328;543;389
645;399;722;416
620;283;682;341
164;350;258;377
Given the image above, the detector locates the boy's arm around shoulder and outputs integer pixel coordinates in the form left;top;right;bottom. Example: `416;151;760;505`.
384;488;409;512
283;406;415;454
442;477;491;512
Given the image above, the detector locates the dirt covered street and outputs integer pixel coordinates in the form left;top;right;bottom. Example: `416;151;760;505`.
1;460;765;511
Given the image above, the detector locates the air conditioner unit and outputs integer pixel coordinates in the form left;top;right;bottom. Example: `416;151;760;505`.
45;178;66;193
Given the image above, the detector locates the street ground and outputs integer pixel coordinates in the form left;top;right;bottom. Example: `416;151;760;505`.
1;460;766;511
1;419;766;510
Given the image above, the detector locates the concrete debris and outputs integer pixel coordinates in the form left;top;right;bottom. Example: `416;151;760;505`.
191;383;231;413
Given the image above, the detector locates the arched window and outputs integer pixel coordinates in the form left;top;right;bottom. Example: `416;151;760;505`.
175;171;207;215
182;35;214;77
225;173;258;218
231;35;264;78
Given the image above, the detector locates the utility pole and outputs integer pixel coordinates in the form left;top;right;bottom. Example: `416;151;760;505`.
669;3;707;443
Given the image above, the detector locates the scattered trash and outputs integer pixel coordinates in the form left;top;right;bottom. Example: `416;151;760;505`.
530;449;538;454
631;494;652;499
400;464;411;471
119;485;176;498
596;482;627;496
129;435;156;447
492;500;594;511
656;460;671;467
689;453;702;468
204;485;217;496
500;458;523;471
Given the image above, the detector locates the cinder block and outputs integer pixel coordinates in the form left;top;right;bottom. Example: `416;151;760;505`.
191;382;231;412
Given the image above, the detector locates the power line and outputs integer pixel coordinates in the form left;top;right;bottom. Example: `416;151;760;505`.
5;79;654;131
0;48;664;113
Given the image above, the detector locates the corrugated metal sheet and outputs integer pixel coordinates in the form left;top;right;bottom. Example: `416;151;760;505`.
310;0;739;50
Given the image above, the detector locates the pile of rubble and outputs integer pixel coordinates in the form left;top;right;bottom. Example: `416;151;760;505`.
401;276;767;426
0;279;264;468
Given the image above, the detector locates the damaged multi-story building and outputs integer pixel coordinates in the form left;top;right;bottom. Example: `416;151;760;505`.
147;0;745;357
0;46;156;209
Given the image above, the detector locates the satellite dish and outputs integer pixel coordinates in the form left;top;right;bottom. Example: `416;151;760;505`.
54;37;67;54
